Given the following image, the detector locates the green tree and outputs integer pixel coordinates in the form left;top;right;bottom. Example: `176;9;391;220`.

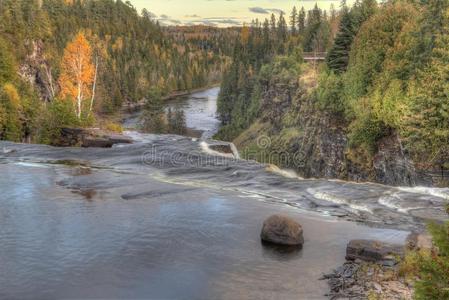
326;4;354;73
298;7;306;35
141;88;166;134
0;39;16;84
401;8;449;162
290;7;298;35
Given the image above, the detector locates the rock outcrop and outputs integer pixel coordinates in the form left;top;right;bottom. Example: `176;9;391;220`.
58;128;133;148
406;232;433;251
346;240;404;266
233;73;436;186
260;215;304;246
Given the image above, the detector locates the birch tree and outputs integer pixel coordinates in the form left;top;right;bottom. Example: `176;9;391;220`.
59;32;95;119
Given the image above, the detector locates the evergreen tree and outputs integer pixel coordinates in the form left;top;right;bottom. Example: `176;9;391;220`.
403;7;449;162
141;88;166;134
290;7;298;35
326;4;354;73
298;7;306;35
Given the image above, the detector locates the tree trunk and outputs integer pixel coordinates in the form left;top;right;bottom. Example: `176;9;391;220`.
89;55;99;116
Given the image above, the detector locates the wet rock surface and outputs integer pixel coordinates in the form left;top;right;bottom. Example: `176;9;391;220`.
260;215;304;246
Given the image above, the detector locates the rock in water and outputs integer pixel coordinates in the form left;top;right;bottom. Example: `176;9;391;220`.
260;215;304;246
346;240;404;265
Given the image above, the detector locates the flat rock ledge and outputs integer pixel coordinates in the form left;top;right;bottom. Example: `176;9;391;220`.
260;215;304;246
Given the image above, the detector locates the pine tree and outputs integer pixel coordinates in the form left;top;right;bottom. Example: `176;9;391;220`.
290;7;298;35
404;8;449;162
298;7;306;35
326;4;354;73
141;88;166;134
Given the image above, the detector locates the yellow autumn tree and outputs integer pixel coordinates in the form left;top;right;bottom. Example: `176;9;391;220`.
59;32;95;119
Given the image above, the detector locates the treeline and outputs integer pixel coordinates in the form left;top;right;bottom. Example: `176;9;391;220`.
216;2;345;140
217;0;449;170
0;0;232;143
317;0;449;167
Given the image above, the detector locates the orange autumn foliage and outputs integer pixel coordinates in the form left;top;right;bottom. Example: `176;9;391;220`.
59;32;94;118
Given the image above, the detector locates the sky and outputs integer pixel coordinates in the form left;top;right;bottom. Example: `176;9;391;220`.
130;0;350;27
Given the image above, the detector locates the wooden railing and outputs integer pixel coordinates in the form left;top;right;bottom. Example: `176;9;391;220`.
303;52;327;61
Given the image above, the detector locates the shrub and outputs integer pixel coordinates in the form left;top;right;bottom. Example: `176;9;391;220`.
403;207;449;300
38;100;80;145
413;214;449;300
315;70;345;115
104;121;123;133
348;103;387;154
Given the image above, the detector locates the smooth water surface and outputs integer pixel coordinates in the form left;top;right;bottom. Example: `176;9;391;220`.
0;161;408;300
123;87;221;139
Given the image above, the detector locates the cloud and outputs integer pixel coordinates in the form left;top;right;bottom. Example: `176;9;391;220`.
249;7;285;15
187;16;243;27
249;7;269;14
185;14;201;18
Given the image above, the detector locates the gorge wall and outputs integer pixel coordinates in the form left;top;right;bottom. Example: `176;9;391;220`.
233;67;437;187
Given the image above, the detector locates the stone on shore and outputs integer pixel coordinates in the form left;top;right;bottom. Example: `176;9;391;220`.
346;239;404;266
260;215;304;246
405;232;433;251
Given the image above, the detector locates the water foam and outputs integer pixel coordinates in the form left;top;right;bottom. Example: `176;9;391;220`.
200;141;239;159
266;165;304;180
397;186;449;200
307;188;372;213
378;192;427;214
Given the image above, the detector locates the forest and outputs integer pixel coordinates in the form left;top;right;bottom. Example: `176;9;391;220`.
0;0;234;143
217;0;449;175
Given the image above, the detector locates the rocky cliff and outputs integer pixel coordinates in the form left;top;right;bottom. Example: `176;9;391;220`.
233;67;438;187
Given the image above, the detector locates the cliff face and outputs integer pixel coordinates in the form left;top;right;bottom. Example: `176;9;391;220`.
18;40;55;101
234;70;433;187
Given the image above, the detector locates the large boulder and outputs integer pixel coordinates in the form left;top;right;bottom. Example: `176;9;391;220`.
346;240;404;266
260;215;304;246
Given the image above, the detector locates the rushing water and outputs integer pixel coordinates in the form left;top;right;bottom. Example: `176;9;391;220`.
0;87;448;299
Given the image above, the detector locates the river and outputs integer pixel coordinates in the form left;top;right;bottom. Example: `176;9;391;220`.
0;87;448;299
122;87;221;139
